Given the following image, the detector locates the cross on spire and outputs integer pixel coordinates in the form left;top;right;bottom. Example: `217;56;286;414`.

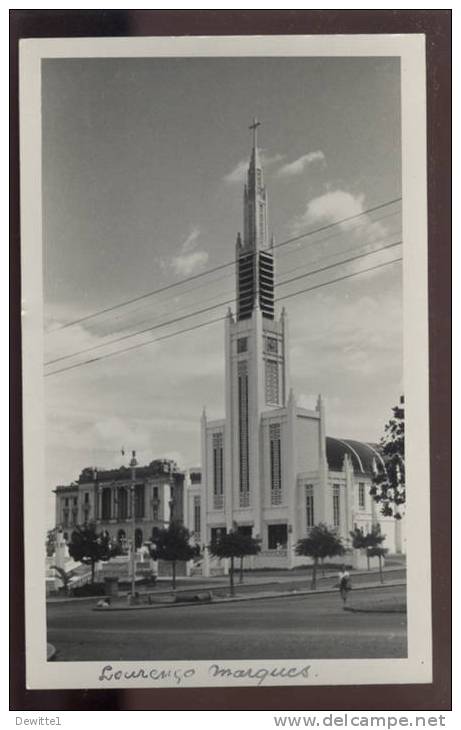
249;117;261;149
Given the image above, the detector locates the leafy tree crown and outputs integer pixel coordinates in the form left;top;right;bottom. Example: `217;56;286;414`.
295;523;345;560
209;531;261;560
67;523;120;566
149;521;198;563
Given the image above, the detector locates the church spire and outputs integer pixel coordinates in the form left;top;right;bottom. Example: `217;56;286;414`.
249;117;262;170
237;119;274;321
243;118;269;252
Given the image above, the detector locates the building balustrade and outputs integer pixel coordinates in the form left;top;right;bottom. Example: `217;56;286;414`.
239;492;250;508
270;489;282;505
213;494;224;510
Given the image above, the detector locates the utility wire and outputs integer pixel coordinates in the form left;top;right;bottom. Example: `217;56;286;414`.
81;223;402;340
45;254;402;377
45;239;402;367
88;210;402;337
46;197;402;334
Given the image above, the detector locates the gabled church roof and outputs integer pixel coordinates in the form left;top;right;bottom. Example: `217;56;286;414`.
326;437;382;475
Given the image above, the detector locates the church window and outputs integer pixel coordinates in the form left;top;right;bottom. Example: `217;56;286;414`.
358;483;366;510
237;525;253;537
212;432;224;510
266;336;278;354
270;423;282;505
238;362;250;506
259;203;265;240
84;492;89;504
210;527;227;546
333;484;340;527
237;337;248;354
268;524;287;550
306;485;314;528
193;496;201;535
265;359;279;404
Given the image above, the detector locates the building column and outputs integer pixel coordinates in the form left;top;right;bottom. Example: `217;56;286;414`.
111;486;117;520
183;472;190;532
281;307;290;405
249;305;264;539
97;484;102;521
224;310;234;532
316;394;330;524
200;408;210;576
286;388;297;568
395;516;403;554
342;454;354;545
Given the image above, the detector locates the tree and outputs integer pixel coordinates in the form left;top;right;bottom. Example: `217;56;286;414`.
209;531;261;596
295;523;345;589
67;523;121;583
350;526;370;569
237;533;261;584
366;525;388;583
149;521;199;590
350;525;387;573
51;565;75;594
371;397;405;518
46;528;57;557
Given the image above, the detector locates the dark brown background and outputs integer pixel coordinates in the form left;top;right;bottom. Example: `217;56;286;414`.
10;9;451;712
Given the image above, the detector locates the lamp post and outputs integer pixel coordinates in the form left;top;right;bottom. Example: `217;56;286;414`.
129;450;138;599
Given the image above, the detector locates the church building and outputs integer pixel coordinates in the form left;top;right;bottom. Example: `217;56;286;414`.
197;121;404;571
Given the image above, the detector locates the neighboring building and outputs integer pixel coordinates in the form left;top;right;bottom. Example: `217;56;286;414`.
183;467;202;545
54;458;184;548
196;121;405;570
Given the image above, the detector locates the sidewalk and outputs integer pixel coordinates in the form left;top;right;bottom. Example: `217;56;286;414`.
93;578;407;612
48;565;405;604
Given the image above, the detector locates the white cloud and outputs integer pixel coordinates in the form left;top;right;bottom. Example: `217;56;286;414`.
291;189;388;244
171;250;209;276
180;226;201;253
223;152;284;183
277;150;325;178
171;226;209;276
302;190;364;225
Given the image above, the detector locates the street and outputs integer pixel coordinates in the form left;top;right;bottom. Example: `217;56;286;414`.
47;583;407;661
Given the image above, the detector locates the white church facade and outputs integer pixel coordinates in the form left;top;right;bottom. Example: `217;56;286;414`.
196;121;405;571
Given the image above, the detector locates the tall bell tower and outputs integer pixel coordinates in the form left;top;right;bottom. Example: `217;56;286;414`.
236;118;274;320
224;120;290;536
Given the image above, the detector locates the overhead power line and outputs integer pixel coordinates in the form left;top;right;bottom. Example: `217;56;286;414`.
46;197;402;333
45;254;402;378
89;210;402;338
94;226;401;335
45;239;402;367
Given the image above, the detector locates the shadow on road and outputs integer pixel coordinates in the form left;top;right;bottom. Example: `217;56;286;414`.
343;606;406;614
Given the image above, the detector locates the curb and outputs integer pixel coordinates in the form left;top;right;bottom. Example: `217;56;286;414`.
48;567;406;605
92;580;407;612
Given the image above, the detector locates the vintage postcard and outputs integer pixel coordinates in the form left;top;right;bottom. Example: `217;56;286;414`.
19;34;431;690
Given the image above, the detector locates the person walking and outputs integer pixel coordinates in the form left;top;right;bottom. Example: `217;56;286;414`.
338;565;351;607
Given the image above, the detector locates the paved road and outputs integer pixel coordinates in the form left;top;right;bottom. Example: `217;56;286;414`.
47;584;407;662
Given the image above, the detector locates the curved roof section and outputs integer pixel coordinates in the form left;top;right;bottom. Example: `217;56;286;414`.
326;437;382;475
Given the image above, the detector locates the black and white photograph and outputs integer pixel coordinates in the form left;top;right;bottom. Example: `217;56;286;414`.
18;34;432;690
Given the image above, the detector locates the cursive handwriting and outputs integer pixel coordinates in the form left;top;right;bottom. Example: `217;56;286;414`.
209;663;311;686
98;663;311;687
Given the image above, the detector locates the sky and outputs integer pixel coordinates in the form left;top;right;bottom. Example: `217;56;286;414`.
42;56;402;522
